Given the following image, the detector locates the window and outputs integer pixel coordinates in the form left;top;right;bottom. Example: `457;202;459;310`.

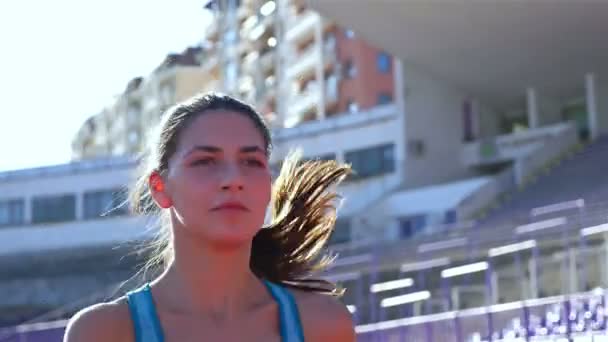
347;100;359;113
399;215;427;239
376;52;392;73
273;153;337;177
302;153;336;163
377;92;393;105
344;59;357;79
84;189;129;219
0;199;24;226
32;194;76;224
344;144;395;180
444;210;457;225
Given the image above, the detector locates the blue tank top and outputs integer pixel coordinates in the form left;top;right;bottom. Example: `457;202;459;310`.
126;280;305;342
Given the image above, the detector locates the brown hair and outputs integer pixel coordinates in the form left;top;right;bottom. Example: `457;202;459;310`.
129;93;351;295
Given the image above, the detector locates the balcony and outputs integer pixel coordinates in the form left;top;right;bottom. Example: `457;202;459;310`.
205;19;219;42
201;52;219;72
285;91;318;128
287;44;335;81
246;14;274;42
259;49;275;70
462;122;577;166
288;44;317;79
285;10;318;42
243;49;275;73
284;75;340;127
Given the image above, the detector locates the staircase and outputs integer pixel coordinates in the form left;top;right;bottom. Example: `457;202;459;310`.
479;135;608;227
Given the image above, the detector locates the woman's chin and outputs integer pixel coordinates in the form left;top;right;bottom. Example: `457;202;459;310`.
205;227;258;249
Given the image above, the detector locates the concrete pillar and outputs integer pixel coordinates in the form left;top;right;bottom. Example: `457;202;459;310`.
24;195;32;224
314;14;325;120
528;258;538;299
394;58;406;118
76;192;84;221
569;248;578;293
526;87;539;129
490;270;499;304
394;58;407;178
585;73;599;140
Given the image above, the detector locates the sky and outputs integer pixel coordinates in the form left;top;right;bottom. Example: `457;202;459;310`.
0;0;212;171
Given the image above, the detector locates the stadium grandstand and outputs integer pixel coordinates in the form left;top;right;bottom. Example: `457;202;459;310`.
3;1;608;341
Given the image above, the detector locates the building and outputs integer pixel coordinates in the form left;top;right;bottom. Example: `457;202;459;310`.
7;1;608;339
0;157;146;326
71;46;218;160
203;0;396;128
72;0;398;161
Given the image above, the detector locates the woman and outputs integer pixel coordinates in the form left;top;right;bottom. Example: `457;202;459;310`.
64;93;355;341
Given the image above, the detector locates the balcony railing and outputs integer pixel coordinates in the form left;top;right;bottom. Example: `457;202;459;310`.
287;39;336;79
285;10;318;42
463;122;577;166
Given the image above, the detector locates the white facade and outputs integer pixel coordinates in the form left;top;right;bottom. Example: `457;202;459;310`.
0;157;151;258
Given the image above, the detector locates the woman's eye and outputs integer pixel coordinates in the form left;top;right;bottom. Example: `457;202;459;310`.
191;158;214;166
245;159;264;167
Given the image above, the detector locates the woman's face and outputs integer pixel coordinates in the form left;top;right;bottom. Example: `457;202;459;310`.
163;111;272;249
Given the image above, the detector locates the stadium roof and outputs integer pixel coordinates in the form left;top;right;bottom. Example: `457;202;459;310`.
308;0;608;108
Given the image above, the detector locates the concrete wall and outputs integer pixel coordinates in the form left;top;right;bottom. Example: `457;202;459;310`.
539;96;563;127
401;66;477;188
477;101;502;138
597;83;608;135
175;67;217;103
335;28;395;113
272;104;405;217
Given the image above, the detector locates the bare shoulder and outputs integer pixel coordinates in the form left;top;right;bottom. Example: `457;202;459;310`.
291;290;355;342
63;297;133;342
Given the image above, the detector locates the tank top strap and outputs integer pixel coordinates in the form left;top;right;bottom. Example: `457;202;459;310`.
126;283;165;342
263;280;306;342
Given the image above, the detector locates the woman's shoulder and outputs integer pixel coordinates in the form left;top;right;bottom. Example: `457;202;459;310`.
291;289;356;342
63;297;134;342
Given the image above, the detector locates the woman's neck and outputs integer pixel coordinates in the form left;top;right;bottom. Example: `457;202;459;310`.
153;230;266;321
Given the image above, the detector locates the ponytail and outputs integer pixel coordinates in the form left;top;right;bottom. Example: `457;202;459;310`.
250;152;351;295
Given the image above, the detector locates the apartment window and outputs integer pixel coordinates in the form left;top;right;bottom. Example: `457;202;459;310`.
344;29;355;39
0;199;24;226
377;92;393;105
347;100;359;113
399;215;427;239
302;153;336;163
344;144;395;180
377;52;392;73
444;210;457;225
32;194;76;224
344;59;357;79
324;33;336;52
84;189;128;219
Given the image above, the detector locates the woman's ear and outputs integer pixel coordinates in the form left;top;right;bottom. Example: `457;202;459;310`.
149;171;173;209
